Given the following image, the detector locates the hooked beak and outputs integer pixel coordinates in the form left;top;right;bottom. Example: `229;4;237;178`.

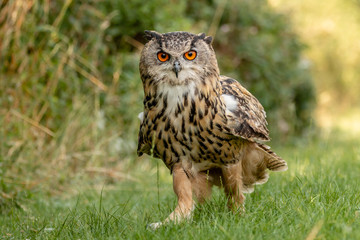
173;61;181;78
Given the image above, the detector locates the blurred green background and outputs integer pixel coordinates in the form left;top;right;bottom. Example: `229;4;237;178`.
1;0;359;199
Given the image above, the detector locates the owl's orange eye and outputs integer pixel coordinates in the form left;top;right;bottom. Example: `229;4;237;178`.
184;50;197;61
157;52;169;62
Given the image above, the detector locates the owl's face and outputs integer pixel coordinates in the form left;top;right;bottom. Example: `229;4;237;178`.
140;31;219;86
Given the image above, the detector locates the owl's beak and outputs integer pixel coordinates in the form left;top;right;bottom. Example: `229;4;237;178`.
173;61;182;78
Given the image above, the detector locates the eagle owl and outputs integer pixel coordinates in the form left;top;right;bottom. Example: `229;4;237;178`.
138;31;287;229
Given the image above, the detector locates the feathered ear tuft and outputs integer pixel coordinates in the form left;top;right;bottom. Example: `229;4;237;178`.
144;30;162;41
204;36;213;44
198;33;206;39
197;33;213;44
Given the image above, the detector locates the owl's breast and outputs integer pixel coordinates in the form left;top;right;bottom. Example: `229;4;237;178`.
138;83;243;170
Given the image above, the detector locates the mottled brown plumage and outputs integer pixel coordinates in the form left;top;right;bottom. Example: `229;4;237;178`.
137;31;287;229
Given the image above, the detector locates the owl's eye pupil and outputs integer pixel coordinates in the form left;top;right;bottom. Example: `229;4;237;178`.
188;52;193;57
161;53;166;58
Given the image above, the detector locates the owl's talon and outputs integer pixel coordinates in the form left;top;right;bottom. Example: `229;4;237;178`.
146;222;163;230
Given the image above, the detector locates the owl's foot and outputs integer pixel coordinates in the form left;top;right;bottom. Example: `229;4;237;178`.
146;209;194;230
146;222;163;230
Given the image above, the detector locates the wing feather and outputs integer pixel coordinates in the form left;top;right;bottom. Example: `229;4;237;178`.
220;76;270;141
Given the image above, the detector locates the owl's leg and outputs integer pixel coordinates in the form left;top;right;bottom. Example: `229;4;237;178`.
166;163;195;221
221;163;245;213
148;163;195;230
191;170;214;203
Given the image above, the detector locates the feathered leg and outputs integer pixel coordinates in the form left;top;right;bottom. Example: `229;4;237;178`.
221;163;245;212
191;170;214;203
148;163;195;229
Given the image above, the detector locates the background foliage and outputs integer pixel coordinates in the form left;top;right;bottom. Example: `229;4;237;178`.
271;0;360;132
0;0;314;201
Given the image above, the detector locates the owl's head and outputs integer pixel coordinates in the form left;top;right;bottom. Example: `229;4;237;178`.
139;31;219;86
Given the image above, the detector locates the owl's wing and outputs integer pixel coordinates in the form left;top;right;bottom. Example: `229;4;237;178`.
220;76;270;141
137;111;161;157
137;111;148;156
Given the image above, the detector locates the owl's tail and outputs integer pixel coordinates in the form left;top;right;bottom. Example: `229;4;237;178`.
240;142;287;193
257;143;288;172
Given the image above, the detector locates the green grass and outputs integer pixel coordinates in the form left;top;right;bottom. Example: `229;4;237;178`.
1;134;359;239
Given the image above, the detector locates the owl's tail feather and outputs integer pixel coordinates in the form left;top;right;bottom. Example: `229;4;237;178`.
257;143;288;172
240;143;287;193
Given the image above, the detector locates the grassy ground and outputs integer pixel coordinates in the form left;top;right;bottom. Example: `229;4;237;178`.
1;133;359;239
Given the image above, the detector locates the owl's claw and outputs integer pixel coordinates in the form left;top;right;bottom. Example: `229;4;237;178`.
146;222;163;230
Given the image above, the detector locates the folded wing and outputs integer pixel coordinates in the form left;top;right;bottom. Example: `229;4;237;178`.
220;77;270;142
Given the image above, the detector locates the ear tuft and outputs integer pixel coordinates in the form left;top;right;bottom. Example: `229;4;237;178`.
197;33;213;45
204;36;213;44
198;33;206;39
144;30;162;41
